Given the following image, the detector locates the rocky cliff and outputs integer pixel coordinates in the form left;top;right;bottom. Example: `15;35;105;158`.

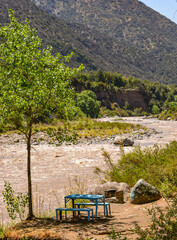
95;88;149;111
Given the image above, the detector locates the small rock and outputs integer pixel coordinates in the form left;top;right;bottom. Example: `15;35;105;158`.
114;136;134;146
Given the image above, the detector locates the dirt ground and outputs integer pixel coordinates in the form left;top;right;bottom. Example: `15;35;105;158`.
0;117;177;239
4;198;168;240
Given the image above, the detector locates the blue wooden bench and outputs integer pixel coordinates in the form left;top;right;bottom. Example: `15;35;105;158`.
56;208;93;221
74;202;111;216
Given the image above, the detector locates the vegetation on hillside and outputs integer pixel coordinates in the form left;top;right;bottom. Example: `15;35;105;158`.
1;0;177;83
31;0;177;84
71;70;177;117
0;2;177;238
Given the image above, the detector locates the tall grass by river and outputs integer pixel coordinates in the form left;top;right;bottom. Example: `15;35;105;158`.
101;141;177;194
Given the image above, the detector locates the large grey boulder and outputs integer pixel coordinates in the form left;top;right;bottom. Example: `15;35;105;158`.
130;179;161;204
114;136;134;146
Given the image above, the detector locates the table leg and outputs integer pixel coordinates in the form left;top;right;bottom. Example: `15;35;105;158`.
88;211;90;221
60;210;62;221
78;205;80;216
56;209;58;222
103;196;105;216
72;199;75;217
95;199;98;219
65;197;67;219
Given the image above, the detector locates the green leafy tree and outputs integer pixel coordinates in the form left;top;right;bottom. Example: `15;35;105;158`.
77;90;101;118
152;104;160;114
0;10;83;219
95;68;105;82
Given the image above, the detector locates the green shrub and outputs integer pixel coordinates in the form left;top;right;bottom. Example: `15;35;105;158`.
134;191;177;239
77;90;101;118
158;110;177;120
99;106;129;117
46;127;78;146
152;104;160;114
108;228;129;239
0;225;6;239
2;181;29;221
0;222;16;239
102;141;177;192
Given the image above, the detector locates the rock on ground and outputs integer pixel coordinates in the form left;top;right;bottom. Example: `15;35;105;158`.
130;179;161;204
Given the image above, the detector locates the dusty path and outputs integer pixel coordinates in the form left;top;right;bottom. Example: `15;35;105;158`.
0;117;177;227
5;198;167;240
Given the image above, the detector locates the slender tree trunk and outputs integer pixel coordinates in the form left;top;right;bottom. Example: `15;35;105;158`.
26;126;35;220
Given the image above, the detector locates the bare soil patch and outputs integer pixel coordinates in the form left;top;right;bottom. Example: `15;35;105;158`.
4;198;168;240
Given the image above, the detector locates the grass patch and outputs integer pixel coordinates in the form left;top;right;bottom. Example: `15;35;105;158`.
0;116;144;142
0;117;143;146
0;222;16;239
0;224;6;239
34;118;143;140
100;141;177;194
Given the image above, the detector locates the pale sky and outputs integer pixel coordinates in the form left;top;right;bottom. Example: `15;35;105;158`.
139;0;177;24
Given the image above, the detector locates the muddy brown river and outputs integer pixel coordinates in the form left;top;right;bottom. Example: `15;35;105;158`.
0;117;177;223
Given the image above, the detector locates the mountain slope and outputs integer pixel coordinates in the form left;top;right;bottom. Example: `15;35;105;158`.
31;0;177;84
31;0;177;51
1;0;177;83
0;0;158;79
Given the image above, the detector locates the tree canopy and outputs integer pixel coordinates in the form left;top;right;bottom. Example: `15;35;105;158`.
77;90;101;118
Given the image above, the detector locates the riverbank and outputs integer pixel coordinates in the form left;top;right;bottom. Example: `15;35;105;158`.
0;117;176;238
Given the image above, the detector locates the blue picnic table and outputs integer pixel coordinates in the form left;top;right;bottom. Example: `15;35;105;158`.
64;194;105;219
